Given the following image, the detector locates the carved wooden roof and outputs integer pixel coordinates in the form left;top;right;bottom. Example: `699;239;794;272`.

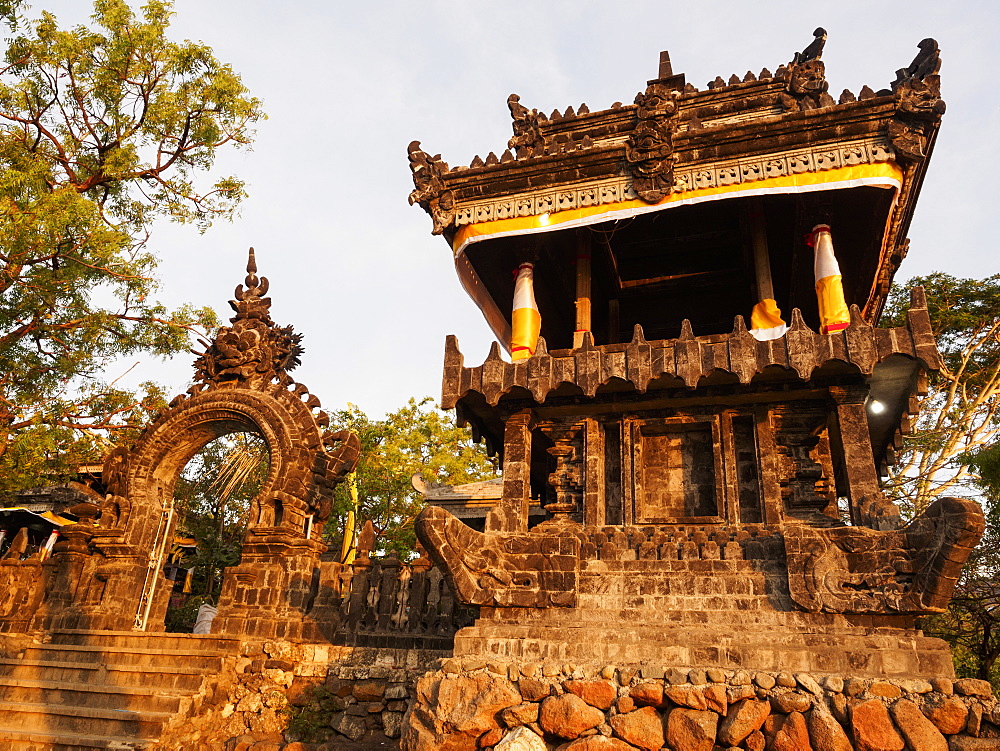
409;34;945;324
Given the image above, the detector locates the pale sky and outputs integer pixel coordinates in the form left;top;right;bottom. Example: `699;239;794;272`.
33;0;1000;418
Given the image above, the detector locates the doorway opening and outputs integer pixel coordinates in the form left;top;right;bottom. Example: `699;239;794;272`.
164;432;269;632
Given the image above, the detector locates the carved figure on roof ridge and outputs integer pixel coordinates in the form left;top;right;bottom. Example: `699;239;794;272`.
889;39;947;162
507;94;546;158
407;141;455;235
625;83;679;202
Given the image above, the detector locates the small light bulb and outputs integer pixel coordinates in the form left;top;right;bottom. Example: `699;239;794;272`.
869;399;886;414
538;212;551;226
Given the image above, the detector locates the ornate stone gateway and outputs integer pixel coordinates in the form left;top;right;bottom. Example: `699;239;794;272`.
402;33;992;750
0;251;359;639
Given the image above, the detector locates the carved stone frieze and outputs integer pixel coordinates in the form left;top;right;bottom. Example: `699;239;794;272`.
407;141;455;235
772;404;835;512
415;505;579;608
507;94;546;158
785;496;985;614
624;83;679;202
451;137;894;228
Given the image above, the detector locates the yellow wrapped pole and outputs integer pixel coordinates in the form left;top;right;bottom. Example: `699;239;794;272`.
811;224;851;334
340;472;359;565
748;202;788;341
511;262;541;361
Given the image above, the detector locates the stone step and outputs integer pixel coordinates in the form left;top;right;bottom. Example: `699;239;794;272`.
0;677;189;714
0;658;208;691
45;629;239;653
0;701;172;739
0;726;153;751
455;622;955;677
18;644;226;670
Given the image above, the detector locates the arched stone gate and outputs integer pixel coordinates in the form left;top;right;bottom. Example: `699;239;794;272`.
29;251;359;638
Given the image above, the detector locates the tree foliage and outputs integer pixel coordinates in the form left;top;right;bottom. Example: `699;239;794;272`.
882;274;1000;690
923;442;1000;689
881;273;1000;510
325;398;498;556
0;0;263;494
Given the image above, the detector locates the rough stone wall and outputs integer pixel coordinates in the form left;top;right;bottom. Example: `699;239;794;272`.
151;641;446;751
403;659;1000;751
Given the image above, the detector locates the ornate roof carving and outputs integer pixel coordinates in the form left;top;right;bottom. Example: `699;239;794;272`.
442;288;940;410
407;141;455;236
406;31;945;255
889;38;946;162
625;84;679;203
192;249;304;389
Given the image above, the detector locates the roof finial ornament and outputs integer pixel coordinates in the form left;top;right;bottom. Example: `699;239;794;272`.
893;38;941;89
232;247;271;323
190;247;304;387
794;27;827;65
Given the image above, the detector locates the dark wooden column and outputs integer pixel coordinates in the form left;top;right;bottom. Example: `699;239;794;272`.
829;385;901;530
487;409;536;533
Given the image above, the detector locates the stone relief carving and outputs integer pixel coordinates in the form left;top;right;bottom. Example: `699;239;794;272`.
452;137;892;227
777;28;835;112
625;83;679;203
192;249;304;389
407;141;455;235
779;59;834;111
415;505;578;608
785;496;984;614
889;39;946;162
507;94;545;158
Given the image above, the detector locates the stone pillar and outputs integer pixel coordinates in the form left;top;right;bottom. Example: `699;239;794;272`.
829;385;901;530
753;406;785;526
487;409;535;533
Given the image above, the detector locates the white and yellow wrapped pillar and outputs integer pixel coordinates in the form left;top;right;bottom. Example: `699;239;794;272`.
811;223;851;334
511;262;541;361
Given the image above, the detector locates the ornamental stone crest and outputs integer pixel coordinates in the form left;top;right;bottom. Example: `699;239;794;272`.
889;39;946;162
407;141;455;235
507;94;546;158
624;83;679;203
192;249;304;387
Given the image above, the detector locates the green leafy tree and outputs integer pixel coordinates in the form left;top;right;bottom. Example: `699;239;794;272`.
326;397;498;556
922;443;1000;689
881;274;1000;512
0;0;263;494
881;274;1000;689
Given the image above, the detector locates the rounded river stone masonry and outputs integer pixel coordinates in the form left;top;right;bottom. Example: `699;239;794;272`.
401;660;999;751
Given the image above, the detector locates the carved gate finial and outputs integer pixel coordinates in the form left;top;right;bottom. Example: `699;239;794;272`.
192;248;305;387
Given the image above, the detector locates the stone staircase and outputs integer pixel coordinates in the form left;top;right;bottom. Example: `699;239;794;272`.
0;630;240;751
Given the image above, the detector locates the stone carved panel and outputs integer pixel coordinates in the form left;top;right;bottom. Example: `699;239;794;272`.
631;418;722;523
786;496;985;614
507;94;546;158
538;421;585;524
415;505;579;608
624;83;679;203
407;141;455;235
771;404;836;513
